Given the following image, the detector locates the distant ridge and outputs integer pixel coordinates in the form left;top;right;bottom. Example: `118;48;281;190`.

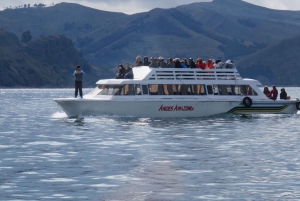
1;1;300;86
237;34;300;86
0;30;101;87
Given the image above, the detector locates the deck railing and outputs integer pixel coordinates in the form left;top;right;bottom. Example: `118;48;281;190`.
146;68;242;80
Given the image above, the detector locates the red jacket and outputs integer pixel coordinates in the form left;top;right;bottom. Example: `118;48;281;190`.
206;59;214;69
196;58;206;70
270;88;278;100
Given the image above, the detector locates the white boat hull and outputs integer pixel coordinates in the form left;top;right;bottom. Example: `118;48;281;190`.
54;98;299;118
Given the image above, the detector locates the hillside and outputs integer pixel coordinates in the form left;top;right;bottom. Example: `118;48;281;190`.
237;34;300;86
0;30;101;87
1;0;300;67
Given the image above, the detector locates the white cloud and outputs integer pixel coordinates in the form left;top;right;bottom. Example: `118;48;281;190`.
1;0;300;13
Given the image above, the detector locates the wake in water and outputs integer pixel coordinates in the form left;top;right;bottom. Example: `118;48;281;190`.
51;112;68;119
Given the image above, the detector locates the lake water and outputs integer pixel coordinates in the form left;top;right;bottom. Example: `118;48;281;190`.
1;88;300;200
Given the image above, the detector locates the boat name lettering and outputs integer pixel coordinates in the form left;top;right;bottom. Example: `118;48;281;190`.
158;105;194;111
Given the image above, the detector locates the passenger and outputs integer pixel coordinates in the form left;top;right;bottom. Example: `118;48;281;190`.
247;87;253;95
167;58;175;68
115;64;125;79
183;58;190;68
174;58;182;68
263;86;271;98
158;56;167;68
73;65;85;98
206;59;214;69
189;58;196;68
143;56;151;66
196;58;206;70
124;62;134;79
149;57;159;68
280;88;287;100
214;60;225;68
134;55;144;66
225;60;235;68
270;85;278;100
181;60;188;68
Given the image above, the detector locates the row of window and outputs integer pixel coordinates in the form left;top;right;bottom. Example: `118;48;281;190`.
98;84;258;96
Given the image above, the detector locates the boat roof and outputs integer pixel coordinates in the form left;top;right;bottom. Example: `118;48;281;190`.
96;66;262;85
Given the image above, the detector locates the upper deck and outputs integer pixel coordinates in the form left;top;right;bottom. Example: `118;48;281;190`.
133;66;243;81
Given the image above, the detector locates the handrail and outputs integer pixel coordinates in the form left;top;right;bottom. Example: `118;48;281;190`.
146;68;241;80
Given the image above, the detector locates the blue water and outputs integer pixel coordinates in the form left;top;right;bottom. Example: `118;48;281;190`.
1;88;300;200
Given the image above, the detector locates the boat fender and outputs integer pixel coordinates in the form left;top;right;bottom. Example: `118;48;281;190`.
243;97;252;108
296;101;300;110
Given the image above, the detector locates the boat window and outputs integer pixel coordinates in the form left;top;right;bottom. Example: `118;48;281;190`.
135;85;142;95
246;85;258;96
148;84;163;95
218;85;237;95
98;85;123;95
218;85;258;96
142;85;148;95
192;85;206;95
207;85;218;95
148;84;207;95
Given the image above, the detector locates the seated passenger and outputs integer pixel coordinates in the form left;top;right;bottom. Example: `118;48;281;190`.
174;58;182;68
134;55;144;66
167;58;175;68
115;64;125;79
247;87;253;95
143;56;151;66
158;56;167;68
214;60;225;68
189;58;196;68
263;86;271;98
196;58;206;70
183;58;190;68
225;60;235;68
181;60;188;68
270;85;278;100
206;59;214;69
124;62;134;79
149;57;159;68
280;88;287;100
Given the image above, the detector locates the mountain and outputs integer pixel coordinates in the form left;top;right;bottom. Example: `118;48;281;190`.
1;0;300;86
237;34;300;86
0;30;101;87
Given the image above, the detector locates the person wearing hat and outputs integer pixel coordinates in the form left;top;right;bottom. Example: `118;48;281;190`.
134;55;144;67
149;57;159;68
73;65;85;98
270;85;278;100
158;56;167;68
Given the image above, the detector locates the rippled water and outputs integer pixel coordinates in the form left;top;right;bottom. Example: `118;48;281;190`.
1;88;300;200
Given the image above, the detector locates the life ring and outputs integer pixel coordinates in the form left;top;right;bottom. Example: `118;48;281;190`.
296;101;300;110
243;97;252;108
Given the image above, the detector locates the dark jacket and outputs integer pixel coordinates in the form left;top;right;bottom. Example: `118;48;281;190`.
73;69;85;81
189;60;196;68
175;60;182;68
280;91;287;99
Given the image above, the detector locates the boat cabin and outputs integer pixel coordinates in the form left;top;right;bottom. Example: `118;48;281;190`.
86;67;264;98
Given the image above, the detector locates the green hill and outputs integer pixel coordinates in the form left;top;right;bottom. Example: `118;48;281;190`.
237;34;300;86
0;30;101;87
1;0;300;86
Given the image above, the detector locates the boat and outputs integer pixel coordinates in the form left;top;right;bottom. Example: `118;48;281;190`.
54;66;300;118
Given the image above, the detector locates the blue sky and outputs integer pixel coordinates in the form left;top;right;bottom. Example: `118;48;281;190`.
2;0;300;14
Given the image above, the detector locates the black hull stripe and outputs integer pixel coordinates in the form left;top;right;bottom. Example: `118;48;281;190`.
228;105;290;113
